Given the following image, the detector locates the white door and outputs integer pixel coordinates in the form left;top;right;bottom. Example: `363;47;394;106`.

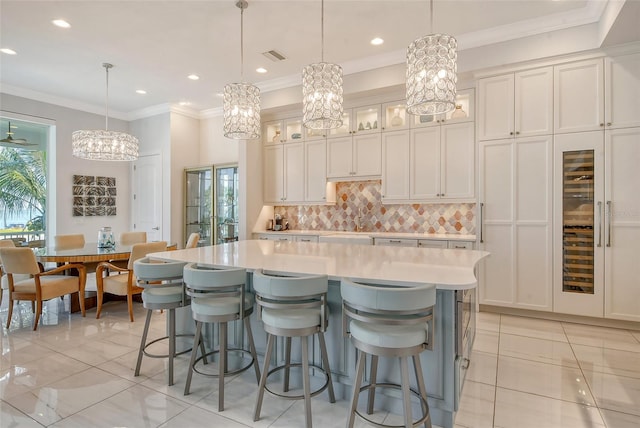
283;142;304;203
604;127;640;321
554;59;604;134
382;130;410;201
411;127;440;200
304;139;327;203
132;154;162;242
353;133;382;177
515;66;553;137
263;145;283;203
605;53;640;130
440;122;474;200
553;131;605;317
478;73;514;141
326;137;353;178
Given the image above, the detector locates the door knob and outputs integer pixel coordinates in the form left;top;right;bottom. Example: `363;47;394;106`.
152;226;159;230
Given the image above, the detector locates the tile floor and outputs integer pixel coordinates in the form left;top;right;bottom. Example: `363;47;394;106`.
1;298;639;427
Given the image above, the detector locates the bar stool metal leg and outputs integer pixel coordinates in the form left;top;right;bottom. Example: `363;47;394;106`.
254;333;276;422
413;356;432;428
301;335;312;428
400;356;412;428
317;331;336;403
244;318;261;382
283;337;292;393
168;308;176;386
367;354;378;414
218;322;227;411
348;350;366;428
184;321;203;395
135;309;153;377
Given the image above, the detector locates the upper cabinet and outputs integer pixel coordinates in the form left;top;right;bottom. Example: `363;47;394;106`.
605;52;640;130
327;104;381;139
478;67;553;140
412;88;475;128
554;59;604;134
327;133;382;180
382;101;410;131
263;118;304;145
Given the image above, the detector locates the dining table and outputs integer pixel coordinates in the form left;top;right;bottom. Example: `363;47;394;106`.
33;241;177;312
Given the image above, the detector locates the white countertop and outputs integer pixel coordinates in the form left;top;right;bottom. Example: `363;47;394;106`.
150;240;489;290
254;230;477;241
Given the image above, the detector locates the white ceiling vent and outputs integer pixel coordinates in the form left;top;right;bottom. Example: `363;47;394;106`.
262;50;287;62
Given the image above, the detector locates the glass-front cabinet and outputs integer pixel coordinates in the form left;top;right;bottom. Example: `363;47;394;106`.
214;164;239;243
184;167;213;246
184;164;239;247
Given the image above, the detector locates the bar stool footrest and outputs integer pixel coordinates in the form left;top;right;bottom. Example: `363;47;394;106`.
142;334;194;359
354;382;430;428
264;363;331;400
192;347;256;377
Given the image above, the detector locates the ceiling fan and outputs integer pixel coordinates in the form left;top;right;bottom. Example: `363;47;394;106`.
0;121;36;147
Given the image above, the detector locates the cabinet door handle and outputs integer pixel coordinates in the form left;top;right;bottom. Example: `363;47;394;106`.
510;131;514;135
607;122;612;127
600;123;604;127
279;238;289;241
606;201;612;247
389;240;402;244
515;131;520;135
441;193;445;197
597;201;602;247
479;202;484;243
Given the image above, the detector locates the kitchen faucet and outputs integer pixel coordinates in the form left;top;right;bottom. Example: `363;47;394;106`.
355;208;363;232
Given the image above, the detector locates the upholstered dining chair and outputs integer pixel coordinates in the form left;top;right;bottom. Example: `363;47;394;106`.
95;241;167;322
0;247;86;331
185;232;200;249
54;234;85;250
0;239;16;307
119;231;147;245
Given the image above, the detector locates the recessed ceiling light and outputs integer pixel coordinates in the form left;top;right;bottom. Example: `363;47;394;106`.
1;48;17;55
188;74;200;80
179;101;191;106
370;37;384;46
256;67;267;74
136;89;147;95
52;19;71;28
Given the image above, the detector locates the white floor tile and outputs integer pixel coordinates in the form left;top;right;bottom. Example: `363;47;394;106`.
454;380;494;428
476;312;500;333
500;314;568;342
158;405;252;427
499;333;579;368
4;367;134;426
48;384;189;428
97;349;168;383
583;369;640;416
562;323;640;353
496;356;595;405
465;351;498;386
472;330;499;355
493;387;604;428
599;408;640;428
572;343;640;380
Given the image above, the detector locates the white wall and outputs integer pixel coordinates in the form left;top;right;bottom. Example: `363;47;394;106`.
0;93;132;242
199;115;239;165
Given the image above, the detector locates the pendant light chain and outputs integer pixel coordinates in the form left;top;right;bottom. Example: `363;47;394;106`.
430;0;433;34
240;3;244;82
321;0;324;62
104;63;110;131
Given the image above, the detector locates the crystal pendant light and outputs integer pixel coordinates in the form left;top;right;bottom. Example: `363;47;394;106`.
302;0;343;130
223;0;261;140
406;0;457;116
72;63;139;161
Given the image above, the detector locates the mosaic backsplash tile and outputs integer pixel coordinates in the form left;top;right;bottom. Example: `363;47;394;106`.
274;180;476;234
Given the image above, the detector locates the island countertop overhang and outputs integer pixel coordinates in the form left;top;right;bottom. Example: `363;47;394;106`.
149;239;489;290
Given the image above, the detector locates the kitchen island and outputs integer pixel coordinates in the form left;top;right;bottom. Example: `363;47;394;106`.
150;240;489;428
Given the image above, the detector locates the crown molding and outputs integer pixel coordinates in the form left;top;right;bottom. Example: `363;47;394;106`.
0;83;129;120
199;106;224;119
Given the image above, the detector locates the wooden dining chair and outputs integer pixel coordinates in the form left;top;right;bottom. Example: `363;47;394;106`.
0;247;86;331
0;239;17;307
95;241;167;322
54;234;85;250
185;232;200;249
119;231;147;245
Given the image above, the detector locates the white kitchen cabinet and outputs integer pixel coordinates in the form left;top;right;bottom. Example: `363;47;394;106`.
604;127;640;321
382;101;410;131
605;52;640;130
327;133;382;180
554;128;640;321
374;238;418;247
448;241;474;250
296;235;319;243
418;240;448;249
305;139;335;204
554;58;604;134
255;233;295;242
412;88;475;129
328;104;381;139
479;135;553;311
478;67;553;141
381;130;411;200
407;122;474;202
263;142;304;204
263;118;304;145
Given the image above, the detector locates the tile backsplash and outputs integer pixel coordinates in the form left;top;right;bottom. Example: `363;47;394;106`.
274;180;476;234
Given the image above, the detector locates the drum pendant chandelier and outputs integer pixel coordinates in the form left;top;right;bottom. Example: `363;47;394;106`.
223;0;261;140
72;63;139;161
406;0;457;116
302;0;343;130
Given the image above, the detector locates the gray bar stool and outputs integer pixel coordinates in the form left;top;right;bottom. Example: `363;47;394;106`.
133;257;200;386
252;269;336;428
341;278;436;428
182;264;260;412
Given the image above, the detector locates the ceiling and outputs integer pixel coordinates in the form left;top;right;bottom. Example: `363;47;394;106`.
0;1;631;118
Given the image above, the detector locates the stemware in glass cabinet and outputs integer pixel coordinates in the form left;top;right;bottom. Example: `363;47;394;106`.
185;167;213;247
